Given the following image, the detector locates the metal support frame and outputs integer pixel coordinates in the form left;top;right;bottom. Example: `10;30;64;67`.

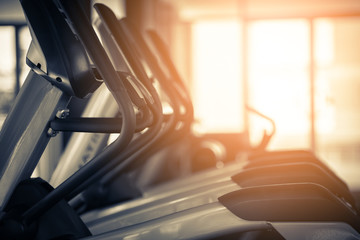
0;70;69;210
50;117;124;133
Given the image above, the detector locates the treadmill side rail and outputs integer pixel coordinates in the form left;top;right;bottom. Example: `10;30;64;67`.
80;203;271;240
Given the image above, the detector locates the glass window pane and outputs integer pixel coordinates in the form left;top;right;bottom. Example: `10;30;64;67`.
0;26;30;129
248;19;310;150
0;26;15;127
191;20;244;133
19;26;31;86
315;17;360;186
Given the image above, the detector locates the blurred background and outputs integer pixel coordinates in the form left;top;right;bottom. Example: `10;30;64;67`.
1;0;360;189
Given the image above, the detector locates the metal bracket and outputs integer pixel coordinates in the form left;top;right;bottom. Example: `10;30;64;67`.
48;109;70;137
56;109;70;119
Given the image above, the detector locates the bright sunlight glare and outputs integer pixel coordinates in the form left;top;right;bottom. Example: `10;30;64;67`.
248;19;312;149
191;18;336;150
192;20;243;134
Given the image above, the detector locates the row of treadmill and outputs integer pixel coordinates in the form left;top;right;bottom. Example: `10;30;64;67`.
0;0;359;239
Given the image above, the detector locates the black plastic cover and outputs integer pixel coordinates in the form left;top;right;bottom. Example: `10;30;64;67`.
1;178;91;239
244;155;348;190
20;0;102;98
218;183;360;233
232;162;356;208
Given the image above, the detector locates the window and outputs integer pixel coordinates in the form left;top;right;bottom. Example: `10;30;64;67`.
0;26;16;127
0;25;30;128
314;17;360;184
248;19;311;149
188;15;360;186
191;20;244;133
